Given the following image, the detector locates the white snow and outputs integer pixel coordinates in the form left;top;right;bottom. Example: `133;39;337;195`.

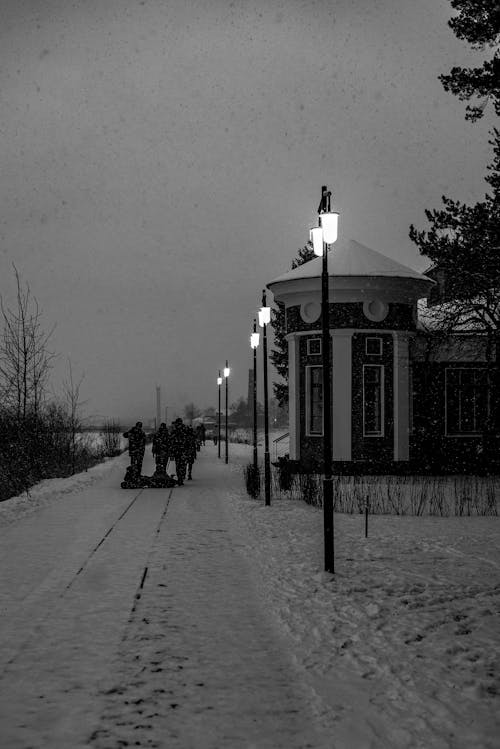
0;454;122;525
0;442;498;748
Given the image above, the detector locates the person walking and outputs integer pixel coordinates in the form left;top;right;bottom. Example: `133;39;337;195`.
152;422;170;472
186;425;197;480
170;418;188;486
194;424;203;452
123;421;146;477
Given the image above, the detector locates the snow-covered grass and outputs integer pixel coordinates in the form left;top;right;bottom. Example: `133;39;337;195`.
227;441;500;747
76;430;127;452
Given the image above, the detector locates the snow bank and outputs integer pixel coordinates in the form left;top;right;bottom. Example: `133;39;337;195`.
0;453;127;526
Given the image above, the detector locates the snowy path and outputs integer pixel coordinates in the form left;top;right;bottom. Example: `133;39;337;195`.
0;450;331;748
0;452;174;747
90;454;329;749
1;444;499;748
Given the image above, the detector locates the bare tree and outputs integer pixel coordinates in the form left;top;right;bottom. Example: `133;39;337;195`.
62;359;87;474
0;265;55;418
100;420;122;457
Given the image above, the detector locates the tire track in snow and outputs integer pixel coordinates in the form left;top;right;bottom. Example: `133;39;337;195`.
1;485;170;672
63;488;146;593
123;486;174;634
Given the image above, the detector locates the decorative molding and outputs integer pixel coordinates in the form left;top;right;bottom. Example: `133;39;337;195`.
288;337;300;460
300;300;321;323
393;332;410;460
362;364;385;437
363;299;389;322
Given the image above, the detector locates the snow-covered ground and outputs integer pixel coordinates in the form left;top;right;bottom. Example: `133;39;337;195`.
0;442;499;748
227;444;500;748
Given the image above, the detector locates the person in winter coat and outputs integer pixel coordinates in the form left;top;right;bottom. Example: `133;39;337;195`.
152;422;170;471
123;421;146;475
194;424;202;452
186;425;197;480
169;418;188;485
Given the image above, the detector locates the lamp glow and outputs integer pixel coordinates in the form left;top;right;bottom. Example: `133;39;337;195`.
217;376;222;386
250;332;260;349
310;226;323;257
319;212;339;244
224;366;230;378
258;306;271;327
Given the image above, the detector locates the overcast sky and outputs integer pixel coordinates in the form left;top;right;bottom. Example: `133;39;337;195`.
0;0;495;425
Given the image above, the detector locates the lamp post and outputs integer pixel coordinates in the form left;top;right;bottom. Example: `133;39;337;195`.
310;185;339;574
250;319;260;475
224;360;230;464
258;291;271;506
217;371;222;459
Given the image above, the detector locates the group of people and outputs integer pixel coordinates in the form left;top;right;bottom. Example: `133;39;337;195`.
123;418;206;486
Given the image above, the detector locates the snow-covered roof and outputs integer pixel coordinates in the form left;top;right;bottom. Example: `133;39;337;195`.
417;297;494;333
268;239;432;286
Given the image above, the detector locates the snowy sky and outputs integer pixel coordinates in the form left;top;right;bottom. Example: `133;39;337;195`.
0;0;495;425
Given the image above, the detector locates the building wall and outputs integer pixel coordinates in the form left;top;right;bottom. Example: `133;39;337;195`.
285;300;499;473
351;333;394;462
286;302;415;335
298;335;329;468
295;330;397;468
411;360;500;471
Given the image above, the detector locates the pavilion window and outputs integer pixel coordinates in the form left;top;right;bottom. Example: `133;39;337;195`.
363;364;384;437
445;368;488;435
306;365;323;436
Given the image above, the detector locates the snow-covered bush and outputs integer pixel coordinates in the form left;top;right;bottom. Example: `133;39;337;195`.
244;462;261;499
0;405;109;502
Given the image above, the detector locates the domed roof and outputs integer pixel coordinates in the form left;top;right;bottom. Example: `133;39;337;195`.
268;238;432;287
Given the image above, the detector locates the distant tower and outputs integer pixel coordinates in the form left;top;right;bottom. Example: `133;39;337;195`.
156;385;161;429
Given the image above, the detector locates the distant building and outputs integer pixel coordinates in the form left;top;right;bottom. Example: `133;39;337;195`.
267;239;499;473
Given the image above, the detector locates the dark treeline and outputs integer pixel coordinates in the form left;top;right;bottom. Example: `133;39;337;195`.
0;267;122;502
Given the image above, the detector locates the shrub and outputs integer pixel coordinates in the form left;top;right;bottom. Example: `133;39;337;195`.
0;404;112;502
276;455;293;491
244;462;261;499
100;420;123;457
300;473;321;507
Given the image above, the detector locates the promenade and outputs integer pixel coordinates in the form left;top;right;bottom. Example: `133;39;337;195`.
0;447;330;749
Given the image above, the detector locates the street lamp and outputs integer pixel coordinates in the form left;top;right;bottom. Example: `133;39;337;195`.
224;360;230;464
258;291;271;507
217;371;222;459
250;319;260;476
310;185;339;574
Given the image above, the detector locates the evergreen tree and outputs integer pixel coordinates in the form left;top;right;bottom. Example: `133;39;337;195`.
438;0;499;122
270;243;315;407
409;0;500;464
409;0;499;337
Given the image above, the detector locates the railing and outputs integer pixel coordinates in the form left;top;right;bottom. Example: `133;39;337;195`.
272;432;289;462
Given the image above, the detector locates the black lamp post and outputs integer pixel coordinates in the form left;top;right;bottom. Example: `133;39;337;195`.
224;360;230;464
259;291;271;506
310;185;339;574
217;371;222;459
250;319;260;475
